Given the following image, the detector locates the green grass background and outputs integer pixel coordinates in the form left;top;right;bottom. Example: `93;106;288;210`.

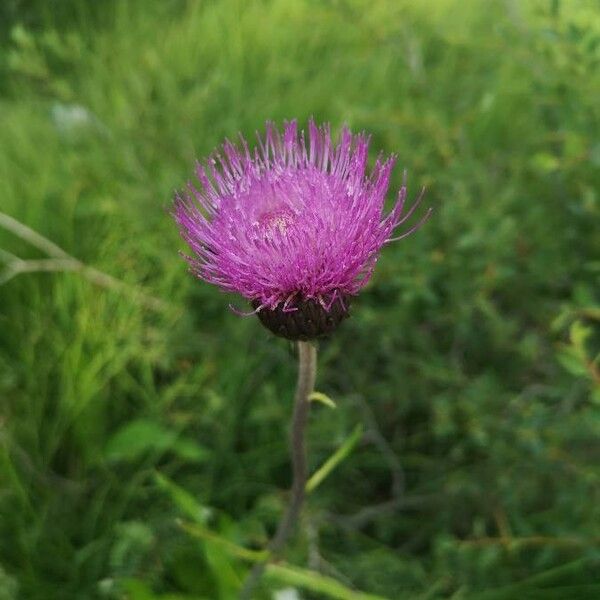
1;0;599;598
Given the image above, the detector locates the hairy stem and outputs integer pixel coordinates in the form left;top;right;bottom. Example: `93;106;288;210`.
240;340;317;599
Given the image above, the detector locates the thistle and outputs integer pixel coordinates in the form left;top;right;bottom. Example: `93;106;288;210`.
174;119;429;340
173;120;429;598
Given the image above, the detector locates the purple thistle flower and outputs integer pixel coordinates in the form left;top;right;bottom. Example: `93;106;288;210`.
173;119;430;340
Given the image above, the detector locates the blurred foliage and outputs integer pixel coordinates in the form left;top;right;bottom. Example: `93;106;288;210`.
0;0;599;598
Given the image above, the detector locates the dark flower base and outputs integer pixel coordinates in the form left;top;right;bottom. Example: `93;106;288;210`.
253;295;351;341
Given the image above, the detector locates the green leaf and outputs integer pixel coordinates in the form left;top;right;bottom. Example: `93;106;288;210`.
309;391;337;408
104;419;209;463
306;424;364;493
119;579;155;600
120;578;212;600
569;320;591;349
556;349;588;377
179;521;269;562
154;472;212;524
179;521;389;599
530;152;560;173
171;437;211;463
266;562;390;600
203;542;242;598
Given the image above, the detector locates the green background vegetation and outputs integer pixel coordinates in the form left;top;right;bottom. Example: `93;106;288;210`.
1;0;599;598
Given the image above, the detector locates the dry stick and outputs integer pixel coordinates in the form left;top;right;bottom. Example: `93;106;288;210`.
0;212;70;259
456;535;600;549
0;211;167;312
358;395;405;502
325;395;407;531
240;341;317;600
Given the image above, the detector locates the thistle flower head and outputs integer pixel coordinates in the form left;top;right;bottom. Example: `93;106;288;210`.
173;119;429;340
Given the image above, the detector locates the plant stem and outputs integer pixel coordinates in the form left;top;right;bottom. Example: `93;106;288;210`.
0;210;167;312
240;340;317;599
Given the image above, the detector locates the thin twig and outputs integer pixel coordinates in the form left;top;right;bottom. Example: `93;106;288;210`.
358;396;405;501
326;395;408;530
240;341;317;599
0;210;168;312
305;516;354;586
0;212;70;258
0;248;20;262
327;494;438;531
457;535;600;549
